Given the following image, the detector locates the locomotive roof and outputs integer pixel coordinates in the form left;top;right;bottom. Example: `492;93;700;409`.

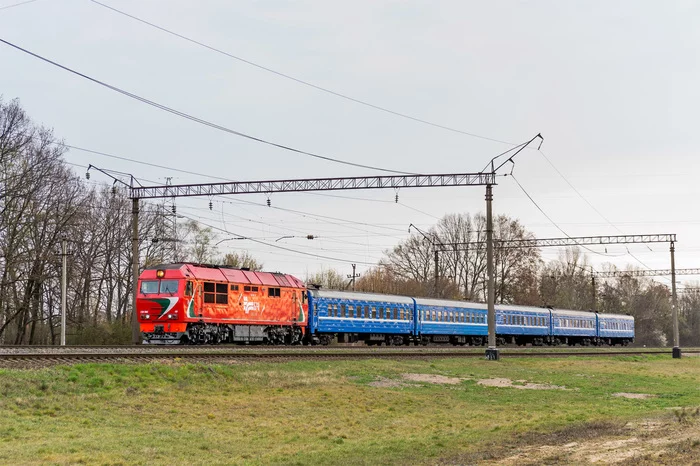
146;263;305;288
309;289;415;305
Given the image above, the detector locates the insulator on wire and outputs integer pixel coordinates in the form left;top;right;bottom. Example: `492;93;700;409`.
395;194;399;203
267;198;271;207
85;171;90;180
209;200;213;210
171;205;176;214
111;185;117;195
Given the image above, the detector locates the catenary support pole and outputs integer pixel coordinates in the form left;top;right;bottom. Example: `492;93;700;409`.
61;238;67;346
485;184;499;360
671;241;681;358
348;263;358;291
591;272;596;312
434;249;439;298
132;198;140;345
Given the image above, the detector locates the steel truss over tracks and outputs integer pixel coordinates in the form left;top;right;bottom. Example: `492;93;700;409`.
129;172;497;199
594;268;700;278
437;233;677;251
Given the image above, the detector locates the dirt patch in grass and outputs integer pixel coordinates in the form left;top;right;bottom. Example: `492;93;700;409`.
466;416;700;465
613;392;656;399
401;373;463;385
477;377;568;390
368;376;412;388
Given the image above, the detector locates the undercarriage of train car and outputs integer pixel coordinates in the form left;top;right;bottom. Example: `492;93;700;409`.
142;322;305;345
308;332;632;347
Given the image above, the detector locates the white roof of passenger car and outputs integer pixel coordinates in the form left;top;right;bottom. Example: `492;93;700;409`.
597;312;634;320
550;308;597;318
496;304;552;314
414;298;487;310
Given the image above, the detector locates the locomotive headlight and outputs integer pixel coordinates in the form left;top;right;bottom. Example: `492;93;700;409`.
156;270;165;278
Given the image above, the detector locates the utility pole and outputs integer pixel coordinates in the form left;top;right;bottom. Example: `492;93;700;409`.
60;238;68;346
347;264;360;291
434;249;439;297
132;198;140;344
485;184;498;360
671;241;680;358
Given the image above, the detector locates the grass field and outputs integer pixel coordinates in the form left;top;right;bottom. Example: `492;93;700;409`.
1;355;699;465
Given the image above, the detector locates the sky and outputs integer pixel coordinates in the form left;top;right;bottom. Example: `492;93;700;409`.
1;0;699;286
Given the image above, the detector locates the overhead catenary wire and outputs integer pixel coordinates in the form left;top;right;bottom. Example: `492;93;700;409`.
0;0;37;11
89;0;518;146
0;38;412;175
538;149;671;282
178;213;379;266
57;141;416;205
510;174;625;258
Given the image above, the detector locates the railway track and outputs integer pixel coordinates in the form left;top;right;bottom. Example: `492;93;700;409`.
0;348;696;369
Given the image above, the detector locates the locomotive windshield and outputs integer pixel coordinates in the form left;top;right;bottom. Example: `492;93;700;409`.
140;280;179;295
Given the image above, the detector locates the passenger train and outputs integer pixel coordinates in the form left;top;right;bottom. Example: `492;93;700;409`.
137;263;634;346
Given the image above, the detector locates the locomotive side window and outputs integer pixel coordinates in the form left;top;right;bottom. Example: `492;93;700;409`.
215;283;228;304
268;287;281;298
204;282;215;303
230;284;239;291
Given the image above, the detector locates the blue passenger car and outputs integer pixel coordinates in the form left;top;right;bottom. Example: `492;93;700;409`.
550;309;597;345
597;313;634;345
307;289;414;345
496;305;551;346
414;298;488;345
305;288;634;347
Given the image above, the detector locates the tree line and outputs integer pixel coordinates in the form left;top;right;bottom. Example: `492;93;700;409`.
0;98;259;344
1;98;697;346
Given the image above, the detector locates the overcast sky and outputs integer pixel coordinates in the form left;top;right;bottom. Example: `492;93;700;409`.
1;0;699;285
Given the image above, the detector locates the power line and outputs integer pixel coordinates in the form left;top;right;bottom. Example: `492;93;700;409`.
89;0;516;145
510;174;624;258
58;142;393;205
0;37;411;175
538;149;670;280
0;0;37;11
178;213;378;266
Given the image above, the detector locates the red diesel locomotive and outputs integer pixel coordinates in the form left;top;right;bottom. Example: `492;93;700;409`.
137;263;307;344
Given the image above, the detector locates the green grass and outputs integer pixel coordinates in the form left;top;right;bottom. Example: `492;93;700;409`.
0;355;699;465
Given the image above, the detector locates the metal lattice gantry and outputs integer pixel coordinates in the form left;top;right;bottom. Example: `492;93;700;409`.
594;268;700;278
496;233;676;249
436;233;677;251
129;172;497;199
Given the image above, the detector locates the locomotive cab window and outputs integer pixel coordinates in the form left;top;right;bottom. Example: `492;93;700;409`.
184;281;194;297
